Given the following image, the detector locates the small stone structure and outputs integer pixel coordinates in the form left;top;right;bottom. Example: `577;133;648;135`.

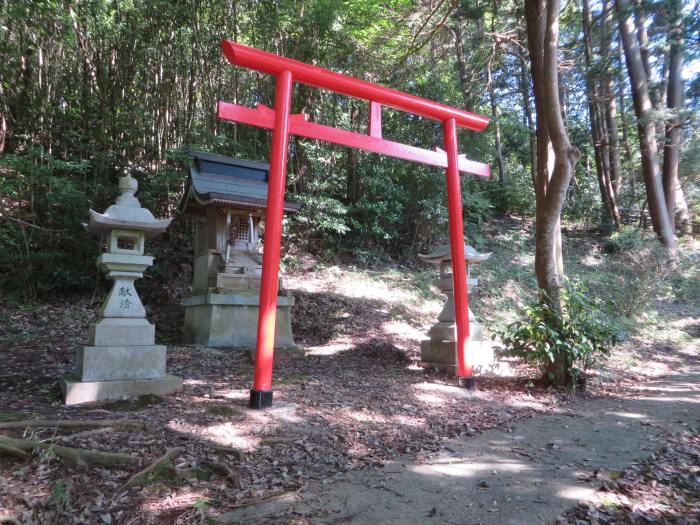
60;175;182;405
180;151;299;353
419;244;495;375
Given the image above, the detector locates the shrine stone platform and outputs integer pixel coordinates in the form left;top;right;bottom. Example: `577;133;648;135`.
183;292;298;354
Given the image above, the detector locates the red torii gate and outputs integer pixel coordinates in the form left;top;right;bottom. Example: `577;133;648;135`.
217;41;490;409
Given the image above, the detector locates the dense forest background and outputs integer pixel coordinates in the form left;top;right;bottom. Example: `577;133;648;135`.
1;0;698;298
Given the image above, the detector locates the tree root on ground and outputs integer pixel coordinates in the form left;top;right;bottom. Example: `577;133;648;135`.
0;435;140;467
201;459;237;482
55;427;114;442
0;443;31;460
209;444;243;460
121;447;185;490
0;419;146;431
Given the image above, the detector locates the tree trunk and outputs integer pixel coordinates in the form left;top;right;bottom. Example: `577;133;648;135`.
632;0;652;82
527;0;580;385
525;0;552;292
631;0;665;144
661;0;691;235
617;38;636;201
345;102;360;204
582;0;619;230
616;0;677;251
484;2;505;185
452;23;473;111
601;0;623;201
518;44;537;188
487;61;506;185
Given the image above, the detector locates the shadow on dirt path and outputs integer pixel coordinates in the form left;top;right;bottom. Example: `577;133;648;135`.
218;366;700;525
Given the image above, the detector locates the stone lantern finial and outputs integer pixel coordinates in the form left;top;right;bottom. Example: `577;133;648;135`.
116;174;140;207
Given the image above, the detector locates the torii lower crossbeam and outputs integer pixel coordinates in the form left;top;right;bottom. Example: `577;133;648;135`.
217;41;490;408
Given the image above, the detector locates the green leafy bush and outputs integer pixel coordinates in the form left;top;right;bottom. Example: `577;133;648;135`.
603;225;645;253
288;193;350;251
499;282;622;388
602;227;673;316
0;150;98;298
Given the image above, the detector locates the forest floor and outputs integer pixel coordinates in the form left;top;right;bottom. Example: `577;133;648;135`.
0;218;698;524
216;361;699;525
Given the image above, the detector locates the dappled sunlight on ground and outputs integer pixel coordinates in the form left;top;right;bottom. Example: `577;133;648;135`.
305;339;356;356
579;252;604;267
286;265;440;315
343;409;389;424
381;319;425;345
512;251;535;267
555;485;600;501
215;388;249;401
413;380;483;399
141;490;207;511
390;414;427;429
196;421;258;450
410;458;543;478
605;411;648;419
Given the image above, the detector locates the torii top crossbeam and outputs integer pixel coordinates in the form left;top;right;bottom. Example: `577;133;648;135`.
217;41;490;409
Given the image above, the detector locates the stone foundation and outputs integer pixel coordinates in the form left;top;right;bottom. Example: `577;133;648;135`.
76;345;167;381
61;298;182;405
183;292;299;355
60;374;182;406
420;339;502;375
420;307;502;376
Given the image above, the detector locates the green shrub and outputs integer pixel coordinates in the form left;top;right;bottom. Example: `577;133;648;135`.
603;225;645;253
604;230;673;316
0;150;98;298
287;193;350;251
499;282;622;388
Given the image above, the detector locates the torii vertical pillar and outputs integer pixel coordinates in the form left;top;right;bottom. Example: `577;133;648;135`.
249;70;293;409
443;118;474;388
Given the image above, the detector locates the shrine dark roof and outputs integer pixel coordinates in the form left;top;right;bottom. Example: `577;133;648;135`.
180;151;300;214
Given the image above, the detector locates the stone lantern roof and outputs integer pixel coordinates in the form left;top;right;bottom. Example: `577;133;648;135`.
180;150;300;215
87;175;172;237
418;243;492;265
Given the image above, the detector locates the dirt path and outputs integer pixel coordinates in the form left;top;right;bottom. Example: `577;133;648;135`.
217;364;700;525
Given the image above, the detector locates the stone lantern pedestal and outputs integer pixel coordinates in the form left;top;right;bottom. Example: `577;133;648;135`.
60;175;182;405
419;244;497;376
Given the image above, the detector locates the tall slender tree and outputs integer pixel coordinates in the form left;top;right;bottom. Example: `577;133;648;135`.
525;0;581;384
601;0;624;202
661;0;692;235
583;0;620;230
616;0;677;251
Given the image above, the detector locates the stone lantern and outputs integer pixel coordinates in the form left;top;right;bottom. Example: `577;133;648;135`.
180;151;299;353
60;174;182;405
419;243;495;375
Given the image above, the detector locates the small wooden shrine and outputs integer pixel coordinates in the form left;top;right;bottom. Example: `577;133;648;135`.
180;151;299;350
